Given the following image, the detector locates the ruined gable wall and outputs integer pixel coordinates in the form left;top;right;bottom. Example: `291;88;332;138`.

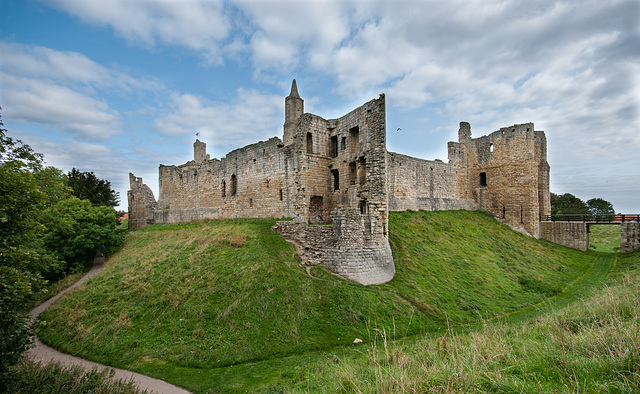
535;131;551;218
324;95;390;237
156;137;289;223
127;173;158;230
386;152;476;212
274;94;395;285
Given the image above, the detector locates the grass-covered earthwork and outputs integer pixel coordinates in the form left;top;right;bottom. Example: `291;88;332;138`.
35;211;624;392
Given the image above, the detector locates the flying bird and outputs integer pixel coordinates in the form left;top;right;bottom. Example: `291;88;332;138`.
397;127;402;132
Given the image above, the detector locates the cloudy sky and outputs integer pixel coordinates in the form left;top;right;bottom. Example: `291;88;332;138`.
1;0;638;212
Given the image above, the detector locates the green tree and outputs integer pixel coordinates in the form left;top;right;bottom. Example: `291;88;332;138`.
41;197;126;272
550;193;590;215
587;198;615;215
66;168;120;207
0;111;63;389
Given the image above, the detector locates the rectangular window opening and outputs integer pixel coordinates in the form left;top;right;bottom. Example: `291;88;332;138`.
231;174;237;196
480;172;487;187
358;159;366;185
349;126;360;155
331;169;340;191
329;136;338;158
306;132;313;154
349;162;356;185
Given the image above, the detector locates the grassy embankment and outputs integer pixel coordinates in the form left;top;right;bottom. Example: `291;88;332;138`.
35;211;632;392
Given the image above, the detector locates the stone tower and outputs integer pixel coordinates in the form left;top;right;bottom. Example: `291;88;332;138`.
283;79;304;146
194;139;206;163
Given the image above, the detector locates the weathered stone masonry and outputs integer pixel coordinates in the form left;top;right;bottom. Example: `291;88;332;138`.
129;80;551;284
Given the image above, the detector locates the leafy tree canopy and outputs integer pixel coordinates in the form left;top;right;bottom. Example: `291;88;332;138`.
41;197;126;273
0;110;125;388
0;111;55;388
551;193;615;216
550;193;590;215
66;168;120;207
586;198;615;215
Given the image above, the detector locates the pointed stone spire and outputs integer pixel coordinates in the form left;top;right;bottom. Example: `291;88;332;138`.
284;78;304;146
289;79;300;98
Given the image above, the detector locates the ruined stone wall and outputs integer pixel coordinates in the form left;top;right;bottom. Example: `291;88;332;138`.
273;207;395;285
539;221;589;251
156;138;289;223
273;93;394;285
128;80;553;285
621;222;640;254
127;173;158;230
386;152;476;211
286;114;332;223
535;131;551;219
448;122;548;237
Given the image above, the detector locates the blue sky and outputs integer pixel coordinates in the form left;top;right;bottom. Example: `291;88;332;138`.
1;0;639;212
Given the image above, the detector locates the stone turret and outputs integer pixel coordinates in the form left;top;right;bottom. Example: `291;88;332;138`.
283;79;304;146
194;139;206;163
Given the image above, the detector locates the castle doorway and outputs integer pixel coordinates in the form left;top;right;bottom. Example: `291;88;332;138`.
310;196;324;223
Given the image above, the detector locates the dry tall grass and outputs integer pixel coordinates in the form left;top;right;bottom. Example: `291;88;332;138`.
318;263;640;393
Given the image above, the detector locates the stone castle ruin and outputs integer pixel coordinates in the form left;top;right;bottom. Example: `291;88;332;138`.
129;80;551;285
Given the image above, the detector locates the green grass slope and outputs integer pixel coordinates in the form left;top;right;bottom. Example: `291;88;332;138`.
36;211;599;391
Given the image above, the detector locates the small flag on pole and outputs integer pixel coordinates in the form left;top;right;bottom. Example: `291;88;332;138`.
196;132;199;136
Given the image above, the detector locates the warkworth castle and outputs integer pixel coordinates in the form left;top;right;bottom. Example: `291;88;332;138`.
128;80;551;285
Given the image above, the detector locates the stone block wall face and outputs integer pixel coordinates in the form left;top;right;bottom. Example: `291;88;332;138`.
287;114;332;222
448;122;549;237
387;152;476;211
539;222;589;251
621;222;640;254
535;131;551;218
156;137;289;223
272;209;395;285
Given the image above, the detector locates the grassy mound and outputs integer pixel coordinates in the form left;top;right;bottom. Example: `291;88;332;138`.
36;211;597;390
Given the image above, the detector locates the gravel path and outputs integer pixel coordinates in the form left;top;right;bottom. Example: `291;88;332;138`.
26;255;191;394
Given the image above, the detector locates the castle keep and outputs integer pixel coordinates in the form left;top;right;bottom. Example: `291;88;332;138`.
129;80;550;285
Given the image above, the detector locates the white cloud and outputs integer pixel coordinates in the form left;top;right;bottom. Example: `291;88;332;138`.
234;0;352;72
45;0;231;63
0;42;160;139
1;72;121;139
153;88;284;155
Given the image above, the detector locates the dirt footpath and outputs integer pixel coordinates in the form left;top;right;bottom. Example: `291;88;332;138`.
27;255;191;394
